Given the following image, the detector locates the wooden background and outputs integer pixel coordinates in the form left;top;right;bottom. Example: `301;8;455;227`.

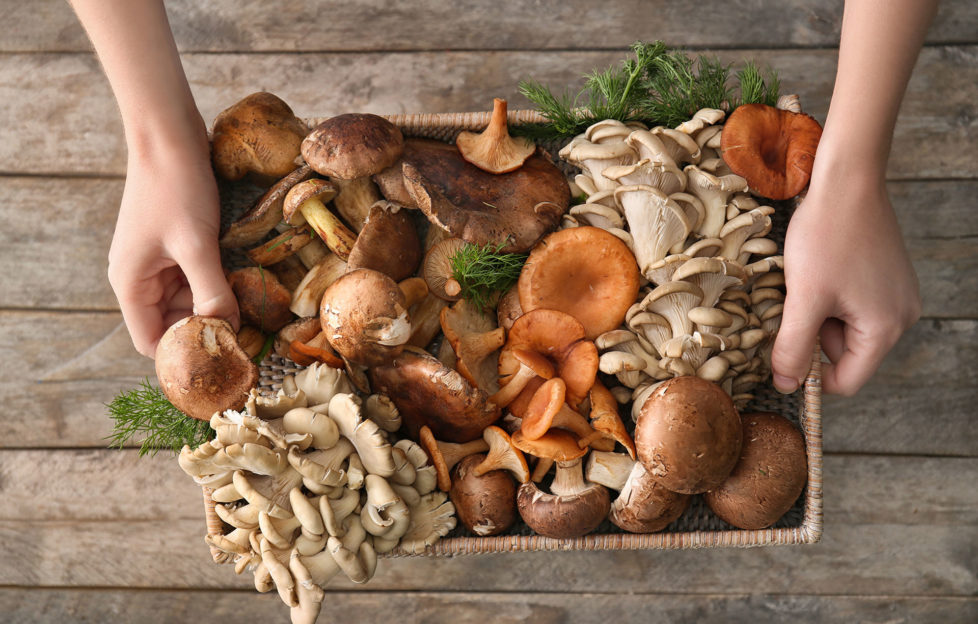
1;1;976;622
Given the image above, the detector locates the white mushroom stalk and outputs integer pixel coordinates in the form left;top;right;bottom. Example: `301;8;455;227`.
177;367;454;624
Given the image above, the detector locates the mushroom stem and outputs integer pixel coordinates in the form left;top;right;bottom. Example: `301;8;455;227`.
298;197;357;260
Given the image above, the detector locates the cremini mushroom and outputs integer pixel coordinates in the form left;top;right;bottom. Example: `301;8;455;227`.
419;424;490;491
456;98;536;174
516;456;610;539
609;460;691;533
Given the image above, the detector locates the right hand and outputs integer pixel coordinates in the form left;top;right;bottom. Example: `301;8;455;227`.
107;132;239;358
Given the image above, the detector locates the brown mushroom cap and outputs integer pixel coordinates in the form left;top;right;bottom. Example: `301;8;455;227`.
703;411;808;529
518;226;640;340
455;98;536;174
155;316;259;421
301;113;405;180
450;453;518;536
609;462;691;533
516;473;609;539
369;348;500;443
720;103;823;200
211;92;308;183
319;268;410;367
399;140;569;253
634;376;742;495
346;202;422;281
227;267;294;333
220;165;317;249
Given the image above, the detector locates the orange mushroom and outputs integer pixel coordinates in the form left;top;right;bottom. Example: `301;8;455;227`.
521;378;603;448
720;103;823;200
455;98;536;174
518;226;640;340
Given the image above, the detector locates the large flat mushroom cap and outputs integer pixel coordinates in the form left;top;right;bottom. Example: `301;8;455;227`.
346;202;422;281
155;316;259;421
720;103;822;200
518;226;640;340
400;140;569;253
302;113;405;180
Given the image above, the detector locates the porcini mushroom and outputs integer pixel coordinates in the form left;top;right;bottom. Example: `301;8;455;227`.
282;179;357;261
456;98;536;174
345;201;422;281
155;316;259;421
720;103;823;200
301;113;405;180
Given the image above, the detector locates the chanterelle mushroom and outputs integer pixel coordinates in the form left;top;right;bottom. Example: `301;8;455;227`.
456;98;536;173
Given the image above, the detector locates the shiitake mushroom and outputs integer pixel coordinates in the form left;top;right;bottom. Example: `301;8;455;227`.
704;411;808;529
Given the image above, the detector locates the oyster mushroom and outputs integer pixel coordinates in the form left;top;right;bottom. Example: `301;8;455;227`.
614;185;693;279
397;492;457;554
327;393;396;478
684;164;749;239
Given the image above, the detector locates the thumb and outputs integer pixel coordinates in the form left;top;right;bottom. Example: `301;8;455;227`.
176;240;240;330
770;288;829;394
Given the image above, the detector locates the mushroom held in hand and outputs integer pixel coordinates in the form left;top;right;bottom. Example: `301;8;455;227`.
720;102;823;200
155;315;259;421
450;453;518;536
634;375;742;495
228;267;294;333
455;98;536;174
319;268;411;367
704;412;808;529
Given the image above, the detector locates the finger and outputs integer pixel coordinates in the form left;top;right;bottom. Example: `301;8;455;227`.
771;290;832;394
821;323;899;396
110;270;167;359
819;317;846;363
163;307;195;330
172;239;240;330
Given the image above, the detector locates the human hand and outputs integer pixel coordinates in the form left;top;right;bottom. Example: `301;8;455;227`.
107;137;239;358
771;159;921;396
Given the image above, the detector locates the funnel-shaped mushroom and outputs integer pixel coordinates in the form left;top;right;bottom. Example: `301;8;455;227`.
473;426;530;483
440;299;506;395
521;378;602;446
419;425;490;492
615;185;693;279
456;98;536;173
720;103;823;200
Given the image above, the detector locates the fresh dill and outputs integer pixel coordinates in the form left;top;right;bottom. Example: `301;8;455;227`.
106;379;213;457
516;41;781;140
449;241;527;312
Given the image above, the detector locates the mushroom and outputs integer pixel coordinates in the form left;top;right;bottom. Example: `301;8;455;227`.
703;411;808;529
210;92;308;183
489;349;554;409
584;450;636;491
672;257;746;309
419;425;490;491
422;237;466;301
155;316;259;421
327;393;396;478
319;268;411;367
346;201;422;281
301;113;405;180
227;267;294;333
614;185;693;279
450;453;518;536
565;139;637;192
603;159;685;195
720;103;823;200
221;165;317;249
293;362;354;406
495;284;523;331
516;457;610;539
521;378;602;447
369;348;500;443
517;226;640;341
439;299;506;395
289;253;348;318
282;179;357;261
634;376;742;495
609;461;691;533
246;226;315;267
588;380;637;458
331;177;384;233
396;491;457;554
398;139;569;253
683;164;749;239
455;98;536;174
472;425;530;483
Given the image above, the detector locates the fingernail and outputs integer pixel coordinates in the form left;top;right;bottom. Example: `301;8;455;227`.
773;374;798;394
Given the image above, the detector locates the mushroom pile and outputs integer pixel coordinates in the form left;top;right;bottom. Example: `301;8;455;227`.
554;101;817;412
178;362;455;624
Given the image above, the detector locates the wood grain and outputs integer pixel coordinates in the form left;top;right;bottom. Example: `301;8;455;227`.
4;0;975;53
1;588;975;624
0;47;974;178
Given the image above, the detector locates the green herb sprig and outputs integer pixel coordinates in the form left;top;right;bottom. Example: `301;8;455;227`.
517;41;781;140
449;242;527;312
106;379;213;456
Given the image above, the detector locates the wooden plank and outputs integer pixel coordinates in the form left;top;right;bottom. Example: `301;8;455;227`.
0;588;975;624
0;47;975;178
5;0;975;53
0;518;973;594
4;451;975;526
2;314;976;455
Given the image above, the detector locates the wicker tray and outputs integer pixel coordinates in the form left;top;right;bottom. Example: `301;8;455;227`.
201;110;823;559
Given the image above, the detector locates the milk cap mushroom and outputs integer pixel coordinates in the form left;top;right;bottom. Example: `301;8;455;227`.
319;268;411;367
456;98;536;174
720;103;823;200
419;425;490;492
521;378;602;447
302;113;404;180
155;316;259;421
211;92;308;183
518;226;640;340
473;425;530;483
450;453;519;537
635;376;742;494
704;411;808;529
422;237;467;301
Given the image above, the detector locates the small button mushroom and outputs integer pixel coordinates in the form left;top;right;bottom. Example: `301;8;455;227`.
455;98;536;174
155;316;259;421
704;412;808;529
634;376;742;495
450;453;518;536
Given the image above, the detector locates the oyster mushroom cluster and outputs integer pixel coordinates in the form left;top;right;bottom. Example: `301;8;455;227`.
178;363;455;624
556;103;811;410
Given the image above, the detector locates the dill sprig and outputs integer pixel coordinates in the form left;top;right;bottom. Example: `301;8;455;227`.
449;242;527;312
517;41;781;140
106;379;213;457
